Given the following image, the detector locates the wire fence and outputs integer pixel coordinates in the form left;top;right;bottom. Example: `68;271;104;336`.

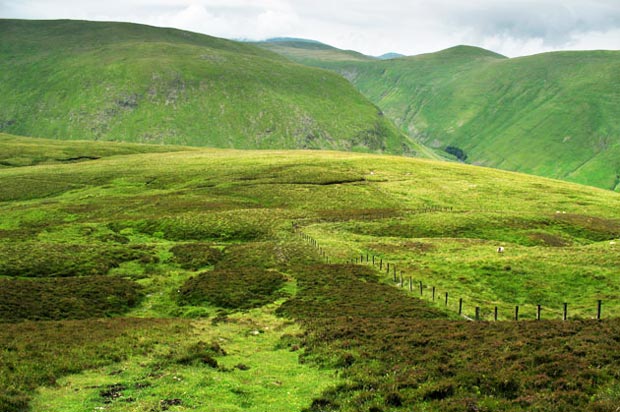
295;228;611;322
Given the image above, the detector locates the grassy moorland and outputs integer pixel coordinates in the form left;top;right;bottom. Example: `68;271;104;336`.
1;136;619;411
0;19;430;156
261;40;620;190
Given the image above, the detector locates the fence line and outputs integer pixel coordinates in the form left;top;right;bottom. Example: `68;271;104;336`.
294;227;609;322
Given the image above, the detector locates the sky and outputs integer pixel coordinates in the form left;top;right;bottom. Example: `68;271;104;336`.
1;0;619;57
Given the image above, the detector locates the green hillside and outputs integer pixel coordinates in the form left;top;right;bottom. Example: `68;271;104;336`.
0;132;194;168
1;136;620;411
304;45;620;190
254;38;376;64
0;19;424;155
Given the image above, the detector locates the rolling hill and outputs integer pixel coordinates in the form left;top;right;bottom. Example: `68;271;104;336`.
0;19;429;155
1;135;620;411
255;38;406;63
262;40;620;191
253;37;377;63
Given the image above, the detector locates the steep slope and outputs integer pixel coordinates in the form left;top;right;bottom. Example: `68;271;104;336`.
310;45;620;190
0;19;416;154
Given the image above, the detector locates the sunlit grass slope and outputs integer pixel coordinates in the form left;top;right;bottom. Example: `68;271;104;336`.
0;19;418;154
1;136;619;411
0;132;194;168
280;44;620;190
1;135;618;317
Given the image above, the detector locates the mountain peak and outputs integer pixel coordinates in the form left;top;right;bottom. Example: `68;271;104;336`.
377;52;405;60
261;37;335;51
436;45;507;59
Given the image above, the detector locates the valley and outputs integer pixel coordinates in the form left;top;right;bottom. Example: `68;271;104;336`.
257;39;620;191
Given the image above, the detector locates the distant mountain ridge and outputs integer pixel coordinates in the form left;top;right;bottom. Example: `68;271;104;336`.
377;52;405;60
0;19;426;155
259;39;620;191
253;37;377;63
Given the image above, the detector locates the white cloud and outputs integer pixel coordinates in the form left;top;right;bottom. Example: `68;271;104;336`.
568;28;620;51
1;0;619;56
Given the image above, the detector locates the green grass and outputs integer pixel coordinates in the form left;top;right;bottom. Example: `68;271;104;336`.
29;313;339;412
0;318;187;412
0;19;422;156
0;132;193;168
273;43;620;190
1;136;620;411
308;218;620;320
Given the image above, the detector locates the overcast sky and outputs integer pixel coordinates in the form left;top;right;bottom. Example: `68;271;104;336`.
1;0;619;57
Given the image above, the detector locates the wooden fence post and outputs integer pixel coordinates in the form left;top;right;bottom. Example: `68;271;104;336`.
563;303;568;321
432;286;436;301
380;259;383;270
494;306;498;321
536;304;541;321
445;292;448;307
515;306;519;321
597;300;602;320
409;276;413;292
372;255;375;265
475;307;480;321
419;281;423;296
458;298;463;315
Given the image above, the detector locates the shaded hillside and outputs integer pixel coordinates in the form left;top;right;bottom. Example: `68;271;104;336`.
308;45;620;190
0;19;420;154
